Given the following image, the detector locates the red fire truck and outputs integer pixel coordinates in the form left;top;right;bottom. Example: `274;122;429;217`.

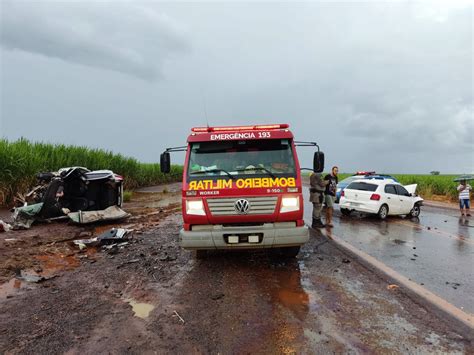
160;124;324;258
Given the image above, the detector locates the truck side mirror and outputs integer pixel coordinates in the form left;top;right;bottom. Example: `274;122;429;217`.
313;151;324;173
160;152;171;173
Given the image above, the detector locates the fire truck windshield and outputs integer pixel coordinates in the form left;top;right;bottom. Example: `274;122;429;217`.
187;139;296;180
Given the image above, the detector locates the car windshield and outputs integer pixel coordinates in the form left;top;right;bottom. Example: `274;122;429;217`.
187;139;296;180
346;182;378;192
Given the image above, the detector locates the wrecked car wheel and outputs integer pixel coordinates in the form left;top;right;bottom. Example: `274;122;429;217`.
410;204;421;217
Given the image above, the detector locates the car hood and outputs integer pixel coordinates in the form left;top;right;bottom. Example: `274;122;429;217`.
404;184;417;195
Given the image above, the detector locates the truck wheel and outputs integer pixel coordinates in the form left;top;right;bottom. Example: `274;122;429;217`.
195;250;207;259
341;208;352;216
410;204;421;217
280;246;301;258
378;204;389;220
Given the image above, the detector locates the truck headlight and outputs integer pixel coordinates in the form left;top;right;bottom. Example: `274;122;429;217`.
280;196;299;213
186;199;206;216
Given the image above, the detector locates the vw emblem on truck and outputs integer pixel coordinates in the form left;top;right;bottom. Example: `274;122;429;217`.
234;199;250;214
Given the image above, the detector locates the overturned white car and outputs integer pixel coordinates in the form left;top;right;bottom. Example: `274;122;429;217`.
339;179;423;219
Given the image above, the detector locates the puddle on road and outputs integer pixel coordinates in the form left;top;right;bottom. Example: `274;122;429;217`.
124;298;155;319
7;250;97;286
273;264;310;321
1;250;94;300
35;254;80;273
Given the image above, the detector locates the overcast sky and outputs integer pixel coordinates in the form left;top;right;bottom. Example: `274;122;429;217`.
1;0;473;174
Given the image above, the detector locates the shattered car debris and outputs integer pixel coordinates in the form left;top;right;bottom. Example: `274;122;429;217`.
74;228;131;249
68;206;130;224
0;220;12;232
11;167;128;229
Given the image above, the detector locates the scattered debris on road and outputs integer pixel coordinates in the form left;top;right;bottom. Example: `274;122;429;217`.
16;270;58;283
68;206;130;224
0;220;12;232
159;252;177;262
73;228;132;249
387;284;399;290
173;310;185;324
117;259;141;269
210;293;225;300
446;282;461;290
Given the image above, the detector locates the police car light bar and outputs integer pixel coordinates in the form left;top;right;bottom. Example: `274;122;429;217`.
355;171;376;175
191;124;289;132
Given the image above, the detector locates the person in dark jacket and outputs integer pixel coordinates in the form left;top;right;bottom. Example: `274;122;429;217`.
324;166;339;227
309;172;328;228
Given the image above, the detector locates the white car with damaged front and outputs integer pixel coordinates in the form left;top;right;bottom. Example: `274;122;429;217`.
339;179;423;219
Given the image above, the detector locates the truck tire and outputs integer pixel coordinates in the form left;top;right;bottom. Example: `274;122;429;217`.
195;250;207;259
277;246;300;258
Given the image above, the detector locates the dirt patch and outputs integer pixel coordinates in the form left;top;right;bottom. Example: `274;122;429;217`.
0;189;180;284
0;186;185;354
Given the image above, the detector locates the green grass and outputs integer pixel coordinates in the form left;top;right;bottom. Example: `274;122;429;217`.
392;174;460;201
123;190;133;203
1;138;467;206
0;138;183;206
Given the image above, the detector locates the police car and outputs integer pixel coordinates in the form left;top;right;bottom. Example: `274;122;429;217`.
339;179;423;219
335;172;399;203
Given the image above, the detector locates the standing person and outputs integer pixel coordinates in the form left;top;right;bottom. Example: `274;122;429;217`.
309;172;328;228
324;166;339;227
457;180;472;216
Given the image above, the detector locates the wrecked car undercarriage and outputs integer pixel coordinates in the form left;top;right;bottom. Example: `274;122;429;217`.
11;167;129;229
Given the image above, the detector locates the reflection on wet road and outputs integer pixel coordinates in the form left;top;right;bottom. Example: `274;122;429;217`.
175;252;311;353
303;189;473;314
175;237;466;352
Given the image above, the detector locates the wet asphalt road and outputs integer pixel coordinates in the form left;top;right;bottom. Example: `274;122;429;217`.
302;190;474;314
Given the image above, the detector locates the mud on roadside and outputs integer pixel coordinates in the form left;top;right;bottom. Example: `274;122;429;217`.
0;187;181;285
0;187;186;354
0;184;472;354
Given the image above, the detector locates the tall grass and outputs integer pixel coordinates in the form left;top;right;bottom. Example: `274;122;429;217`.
392;174;460;201
0;138;183;206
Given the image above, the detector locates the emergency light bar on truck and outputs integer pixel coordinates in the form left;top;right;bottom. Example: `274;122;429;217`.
191;124;290;132
160;123;324;258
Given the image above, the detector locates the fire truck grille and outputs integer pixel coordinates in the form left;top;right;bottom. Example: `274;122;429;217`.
207;196;278;216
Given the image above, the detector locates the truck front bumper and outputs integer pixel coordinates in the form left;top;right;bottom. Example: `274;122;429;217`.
179;222;309;250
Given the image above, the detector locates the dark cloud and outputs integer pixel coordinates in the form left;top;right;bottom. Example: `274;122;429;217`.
1;1;472;173
0;1;191;80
